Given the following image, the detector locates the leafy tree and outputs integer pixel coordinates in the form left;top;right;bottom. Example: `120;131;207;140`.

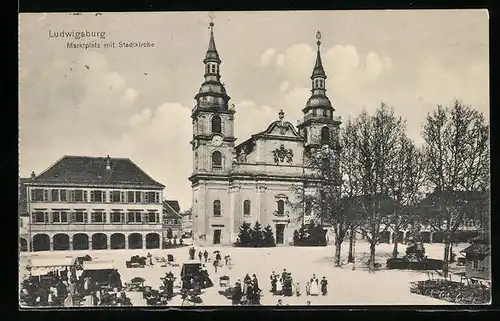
421;101;490;277
250;221;264;247
236;222;252;247
263;224;276;247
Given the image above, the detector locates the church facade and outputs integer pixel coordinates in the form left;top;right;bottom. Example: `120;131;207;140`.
189;25;341;246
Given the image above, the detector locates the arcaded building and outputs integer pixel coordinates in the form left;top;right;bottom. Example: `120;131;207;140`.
22;155;165;252
189;24;341;246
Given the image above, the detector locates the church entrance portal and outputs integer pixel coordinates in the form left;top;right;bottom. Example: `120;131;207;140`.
213;230;221;245
276;224;285;244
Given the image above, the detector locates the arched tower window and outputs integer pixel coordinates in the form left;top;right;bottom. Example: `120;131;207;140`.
243;200;251;216
277;200;285;215
321;126;330;144
213;200;221;216
211;115;222;134
212;151;222;169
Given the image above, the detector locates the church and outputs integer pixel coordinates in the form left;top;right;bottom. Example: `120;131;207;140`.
189;23;341;246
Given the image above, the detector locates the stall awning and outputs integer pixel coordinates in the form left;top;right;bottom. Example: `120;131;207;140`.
30;257;77;268
83;261;115;270
460;244;490;256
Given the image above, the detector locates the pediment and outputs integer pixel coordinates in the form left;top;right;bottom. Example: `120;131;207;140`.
256;121;304;140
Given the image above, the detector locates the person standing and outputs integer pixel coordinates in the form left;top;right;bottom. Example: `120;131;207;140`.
232;279;242;305
295;281;301;297
281;269;287;281
203;250;209;263
213;259;218;273
270;272;277;295
198;251;203;261
320;277;328;296
310;275;319;296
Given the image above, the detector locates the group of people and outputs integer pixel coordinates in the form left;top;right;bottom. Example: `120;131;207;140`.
20;265;126;307
306;274;328;296
231;273;261;305
270;270;296;297
269;270;329;298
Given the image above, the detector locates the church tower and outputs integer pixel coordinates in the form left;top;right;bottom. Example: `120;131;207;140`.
190;21;236;245
190;21;236;173
297;31;341;153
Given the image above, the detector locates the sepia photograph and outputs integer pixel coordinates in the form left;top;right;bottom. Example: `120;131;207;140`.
18;10;490;308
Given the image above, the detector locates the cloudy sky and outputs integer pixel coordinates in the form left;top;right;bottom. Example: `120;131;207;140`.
19;10;489;211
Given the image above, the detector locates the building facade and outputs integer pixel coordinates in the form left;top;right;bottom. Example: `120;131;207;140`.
22;155;165;252
162;200;183;239
189;25;341;246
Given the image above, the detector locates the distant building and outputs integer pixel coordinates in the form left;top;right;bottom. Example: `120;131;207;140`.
181;210;193;235
460;233;491;280
22;155;165;252
163;200;183;239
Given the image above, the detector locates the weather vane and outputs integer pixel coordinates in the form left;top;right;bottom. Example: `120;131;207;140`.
316;30;322;46
208;11;215;28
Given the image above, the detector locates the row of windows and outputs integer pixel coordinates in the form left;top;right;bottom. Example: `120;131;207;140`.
165;219;181;225
30;189;161;204
310;108;333;119
211;200;286;217
31;211;160;224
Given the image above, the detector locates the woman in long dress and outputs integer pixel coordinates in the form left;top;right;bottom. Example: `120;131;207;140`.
276;278;283;295
310;277;319;296
64;292;74;307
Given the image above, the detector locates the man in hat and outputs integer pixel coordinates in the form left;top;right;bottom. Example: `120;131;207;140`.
232;279;242;305
203;250;209;263
320;276;328;296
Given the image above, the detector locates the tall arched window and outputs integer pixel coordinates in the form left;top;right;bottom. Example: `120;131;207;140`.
321;126;330;144
243;200;251;216
211;115;222;134
212;151;222;169
277;200;285;215
213;200;221;216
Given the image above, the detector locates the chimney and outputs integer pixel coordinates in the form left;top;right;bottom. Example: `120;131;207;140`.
106;155;111;171
30;171;36;179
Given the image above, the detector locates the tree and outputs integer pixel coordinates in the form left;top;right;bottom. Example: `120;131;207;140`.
263;225;276;247
250;221;264;247
385;133;426;259
421;101;490;277
353;104;406;271
236;222;252;247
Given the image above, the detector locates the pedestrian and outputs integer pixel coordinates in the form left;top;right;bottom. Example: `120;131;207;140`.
310;275;319;296
198;251;203;261
270;272;277;295
203;250;208;263
276;299;283;306
320;277;328;296
213;258;218;273
281;269;287;281
232;279;242;305
189;247;196;260
295;281;301;296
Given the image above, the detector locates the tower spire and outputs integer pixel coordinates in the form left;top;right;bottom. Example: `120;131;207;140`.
311;31;327;79
204;17;221;64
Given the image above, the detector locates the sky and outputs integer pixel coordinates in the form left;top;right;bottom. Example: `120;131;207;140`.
19;10;489;211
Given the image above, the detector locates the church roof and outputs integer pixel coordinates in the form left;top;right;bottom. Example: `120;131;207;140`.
29;155;165;188
236;111;304;150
